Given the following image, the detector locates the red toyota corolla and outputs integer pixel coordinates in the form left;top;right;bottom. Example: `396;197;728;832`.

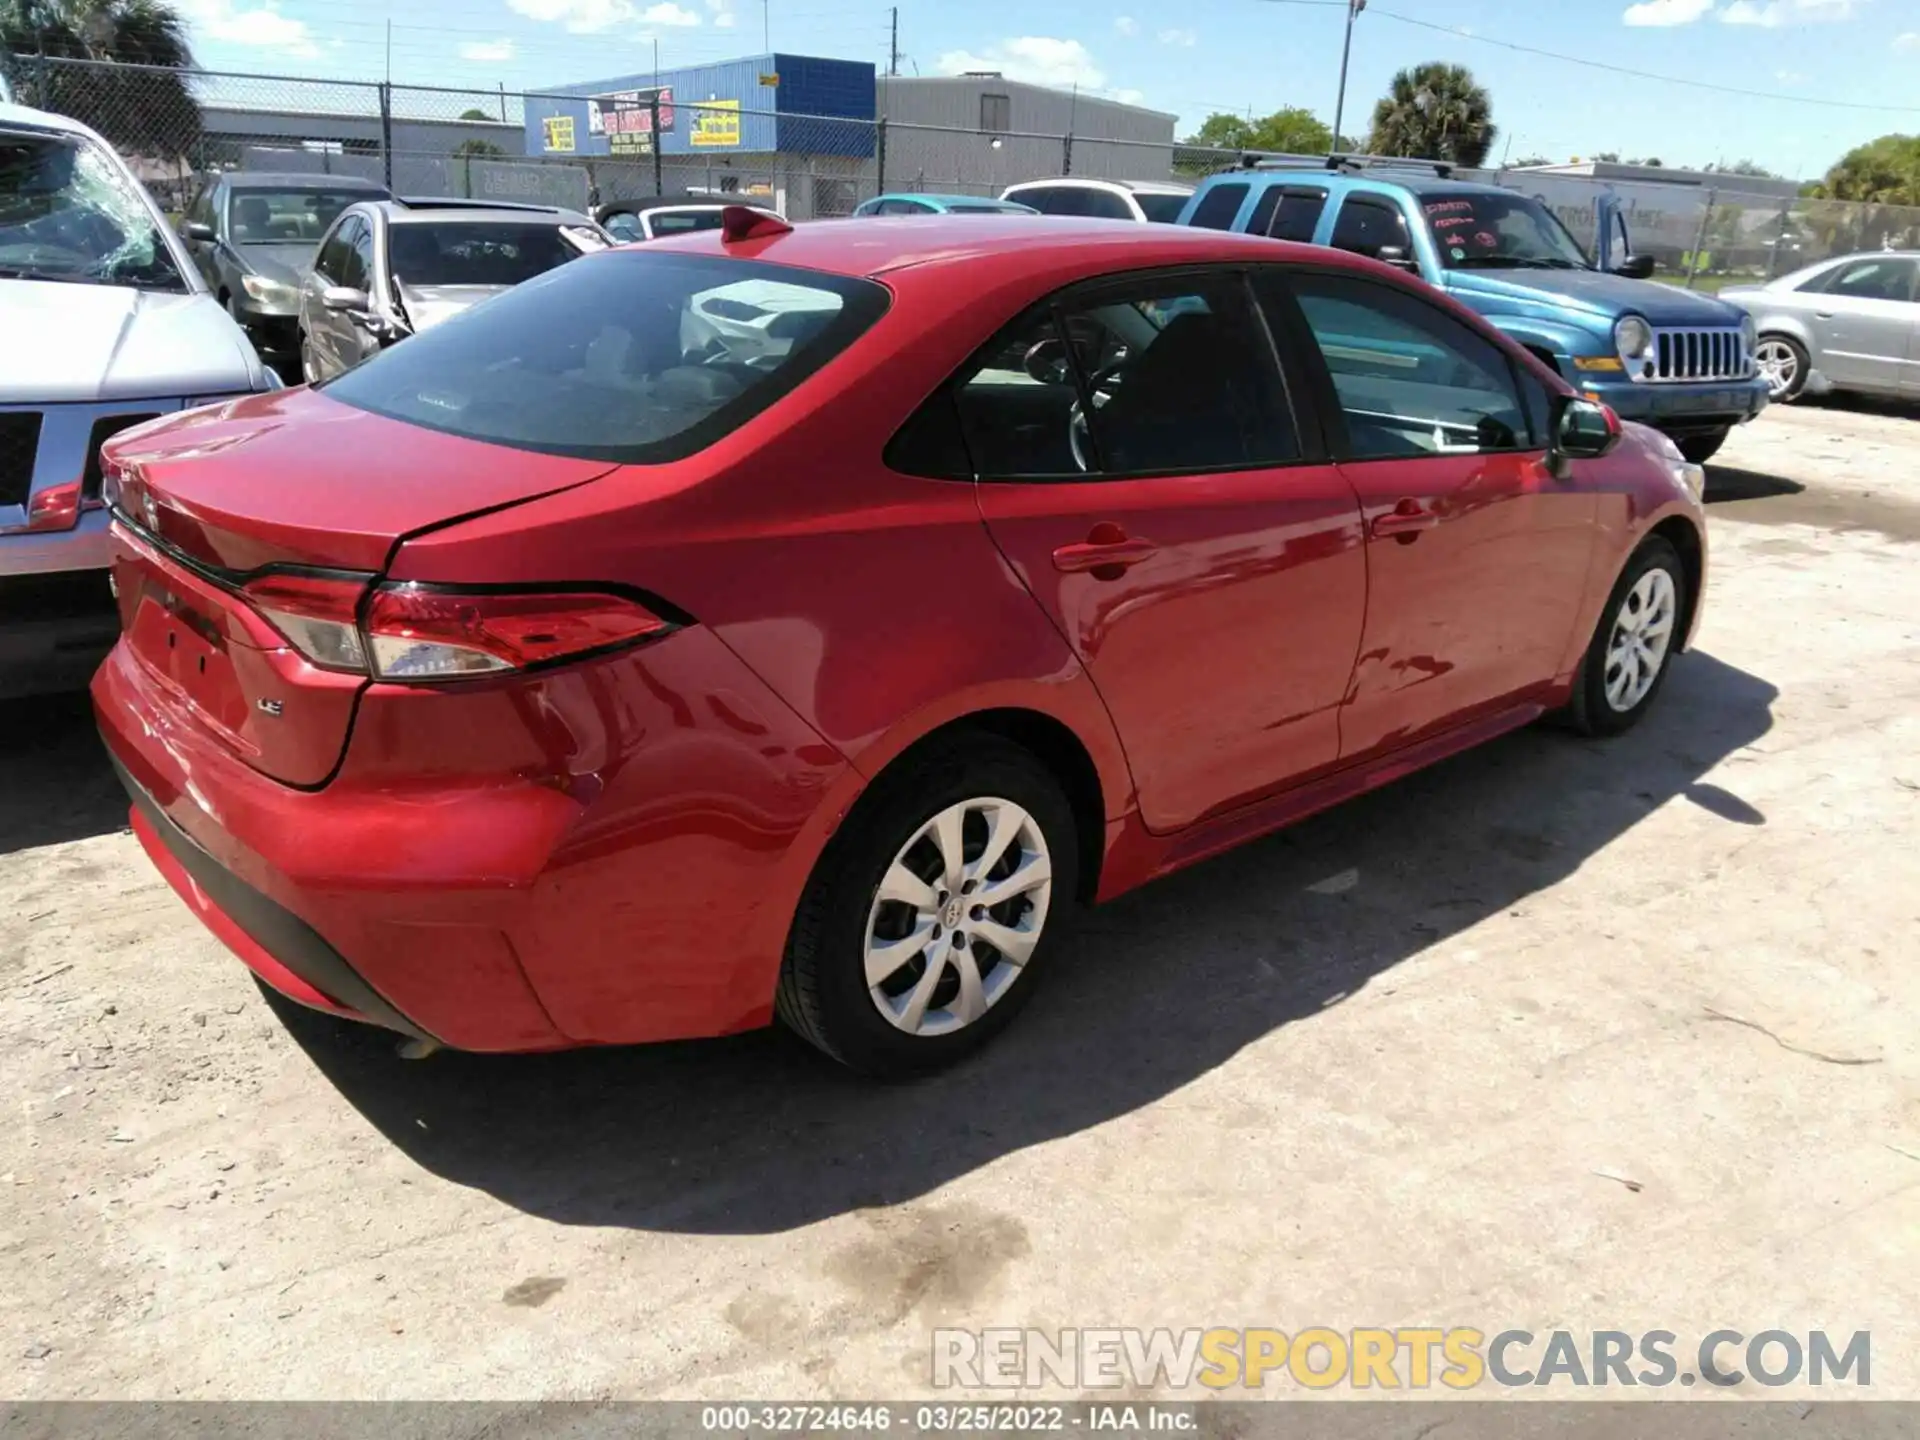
92;211;1707;1076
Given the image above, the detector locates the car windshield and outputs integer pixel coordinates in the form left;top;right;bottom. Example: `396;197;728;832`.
323;252;890;462
1422;190;1592;271
1134;193;1189;224
388;221;584;287
229;188;372;244
0;128;187;290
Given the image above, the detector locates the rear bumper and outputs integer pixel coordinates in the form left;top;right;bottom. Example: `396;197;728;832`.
1579;375;1770;434
0;567;119;700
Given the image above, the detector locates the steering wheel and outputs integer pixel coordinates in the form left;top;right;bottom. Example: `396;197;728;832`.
1068;358;1128;472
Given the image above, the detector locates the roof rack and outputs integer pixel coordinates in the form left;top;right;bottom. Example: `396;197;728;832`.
391;196;564;213
1321;153;1455;180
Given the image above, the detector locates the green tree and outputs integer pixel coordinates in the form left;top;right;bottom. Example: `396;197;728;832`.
459;107;493;121
1803;134;1920;251
0;0;201;158
1365;63;1497;168
1179;106;1336;158
1706;159;1779;179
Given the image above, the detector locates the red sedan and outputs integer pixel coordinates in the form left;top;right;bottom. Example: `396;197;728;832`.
93;211;1707;1076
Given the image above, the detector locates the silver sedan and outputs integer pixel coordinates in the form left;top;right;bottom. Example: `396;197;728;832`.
1720;252;1920;403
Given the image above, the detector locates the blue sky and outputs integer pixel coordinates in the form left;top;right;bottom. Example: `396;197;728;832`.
174;0;1920;178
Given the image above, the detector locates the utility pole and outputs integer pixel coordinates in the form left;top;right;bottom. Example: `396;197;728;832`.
888;7;899;77
1332;0;1364;153
762;0;770;54
384;17;392;86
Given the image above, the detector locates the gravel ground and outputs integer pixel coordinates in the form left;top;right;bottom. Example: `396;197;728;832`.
2;397;1916;1401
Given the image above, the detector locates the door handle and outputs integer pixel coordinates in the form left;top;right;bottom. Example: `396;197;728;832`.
1815;311;1835;320
1052;527;1158;575
1371;503;1440;539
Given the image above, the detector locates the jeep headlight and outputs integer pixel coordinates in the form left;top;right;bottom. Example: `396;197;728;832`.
1615;315;1655;362
1740;311;1757;355
240;273;300;307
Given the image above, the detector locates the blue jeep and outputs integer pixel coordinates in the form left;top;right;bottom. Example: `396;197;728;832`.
1175;158;1769;462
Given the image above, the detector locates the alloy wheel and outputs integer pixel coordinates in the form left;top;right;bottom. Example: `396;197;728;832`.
1754;338;1799;400
1603;568;1677;713
863;797;1052;1037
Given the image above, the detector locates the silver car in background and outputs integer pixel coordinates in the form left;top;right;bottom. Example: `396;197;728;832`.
2;99;275;697
1720;252;1920;403
297;198;609;383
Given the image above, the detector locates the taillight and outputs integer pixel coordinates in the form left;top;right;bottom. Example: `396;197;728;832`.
0;480;104;536
243;572;369;672
362;586;673;681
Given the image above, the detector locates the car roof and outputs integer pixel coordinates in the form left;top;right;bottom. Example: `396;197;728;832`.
875;193;1024;207
641;213;1350;280
367;199;593;225
1005;178;1193;196
225;172;390;190
0;101;109;142
1209;165;1513;201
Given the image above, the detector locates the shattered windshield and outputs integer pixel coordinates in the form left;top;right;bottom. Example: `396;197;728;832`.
0;129;188;291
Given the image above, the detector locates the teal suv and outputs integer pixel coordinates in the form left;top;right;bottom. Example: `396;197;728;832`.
1177;159;1768;462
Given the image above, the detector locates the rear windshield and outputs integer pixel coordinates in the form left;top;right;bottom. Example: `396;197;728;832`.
322;251;890;462
388;221;580;286
1135;193;1190;224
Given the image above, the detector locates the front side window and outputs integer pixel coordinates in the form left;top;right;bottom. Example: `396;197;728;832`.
314;217;354;282
228;187;371;245
949;272;1298;479
0;128;185;290
386;222;584;288
1329;195;1412;261
1134;192;1190;224
1283;271;1531;460
1421;190;1591;271
1823;257;1917;303
335;218;372;291
322;253;889;463
1080;189;1135;221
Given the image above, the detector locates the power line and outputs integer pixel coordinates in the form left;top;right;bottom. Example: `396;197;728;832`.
1250;0;1920;115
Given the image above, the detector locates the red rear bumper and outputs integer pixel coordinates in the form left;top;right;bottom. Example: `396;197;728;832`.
93;624;854;1052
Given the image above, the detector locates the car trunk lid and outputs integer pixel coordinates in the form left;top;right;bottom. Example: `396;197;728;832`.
102;388;615;786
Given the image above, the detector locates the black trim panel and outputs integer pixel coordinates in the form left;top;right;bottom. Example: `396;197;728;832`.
110;754;437;1044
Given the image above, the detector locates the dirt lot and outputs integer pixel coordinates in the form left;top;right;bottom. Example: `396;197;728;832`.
2;398;1916;1401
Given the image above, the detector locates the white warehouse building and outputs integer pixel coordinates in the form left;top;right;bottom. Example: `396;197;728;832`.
875;74;1179;197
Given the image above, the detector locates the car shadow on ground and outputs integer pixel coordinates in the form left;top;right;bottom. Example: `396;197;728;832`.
274;649;1777;1236
0;692;127;856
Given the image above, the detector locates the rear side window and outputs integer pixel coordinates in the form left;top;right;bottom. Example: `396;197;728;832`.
1269;189;1327;242
1190;183;1248;231
1012;186;1078;216
1134;192;1189;224
1246;187;1283;238
1329;195;1411;260
1081;189;1134;221
322;253;890;463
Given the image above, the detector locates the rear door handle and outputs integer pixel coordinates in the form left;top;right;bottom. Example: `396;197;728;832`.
1371;504;1440;539
1052;530;1158;574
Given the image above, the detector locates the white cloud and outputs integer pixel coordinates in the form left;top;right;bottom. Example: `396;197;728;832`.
641;1;701;24
508;0;634;33
179;0;318;56
460;38;515;61
1108;87;1145;105
1157;27;1197;46
1114;15;1138;36
935;37;1107;90
1774;67;1805;82
1721;0;1862;24
1898;29;1920;47
1622;0;1715;25
704;0;735;27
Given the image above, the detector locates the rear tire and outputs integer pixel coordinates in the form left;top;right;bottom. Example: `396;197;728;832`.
1677;430;1727;465
776;735;1078;1076
1565;536;1688;738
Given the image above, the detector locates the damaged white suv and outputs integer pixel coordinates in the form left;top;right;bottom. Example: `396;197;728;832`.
2;99;277;698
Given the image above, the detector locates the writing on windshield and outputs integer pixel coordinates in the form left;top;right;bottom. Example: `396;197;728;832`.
1423;192;1592;272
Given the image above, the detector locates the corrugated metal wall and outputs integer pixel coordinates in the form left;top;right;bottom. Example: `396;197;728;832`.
876;77;1177;194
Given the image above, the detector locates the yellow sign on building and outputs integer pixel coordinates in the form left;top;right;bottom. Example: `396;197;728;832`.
690;100;741;148
542;114;576;153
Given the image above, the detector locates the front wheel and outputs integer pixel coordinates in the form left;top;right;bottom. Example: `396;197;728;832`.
1753;333;1809;403
1565;536;1688;737
1677;429;1727;465
776;735;1078;1075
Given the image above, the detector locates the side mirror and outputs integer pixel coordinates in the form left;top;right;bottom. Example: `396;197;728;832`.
1550;395;1622;475
1375;245;1421;274
322;285;371;314
183;221;215;243
1615;253;1656;280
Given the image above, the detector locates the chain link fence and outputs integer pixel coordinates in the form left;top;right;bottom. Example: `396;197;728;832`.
8;52;1917;280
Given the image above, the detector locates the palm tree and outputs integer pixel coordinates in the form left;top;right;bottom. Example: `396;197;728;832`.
1;0;202;159
1365;62;1496;169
